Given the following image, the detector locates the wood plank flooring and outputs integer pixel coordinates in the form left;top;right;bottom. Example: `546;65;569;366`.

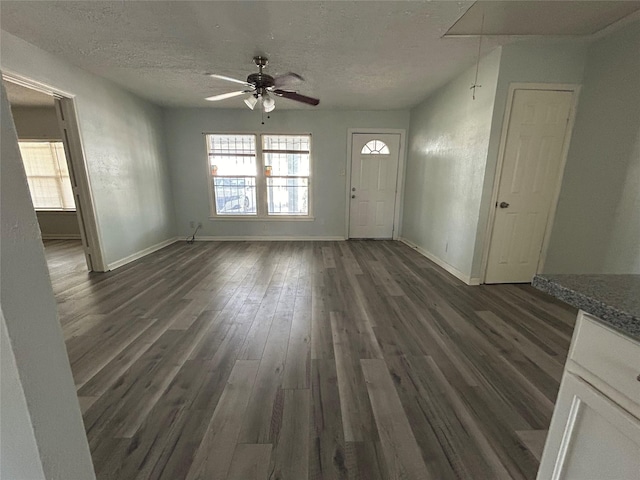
43;239;577;480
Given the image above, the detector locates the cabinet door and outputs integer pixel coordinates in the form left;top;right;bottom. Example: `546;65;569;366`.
537;373;640;480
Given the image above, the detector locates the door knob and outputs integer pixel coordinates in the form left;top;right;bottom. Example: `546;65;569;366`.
351;195;356;199
352;187;356;192
499;201;510;208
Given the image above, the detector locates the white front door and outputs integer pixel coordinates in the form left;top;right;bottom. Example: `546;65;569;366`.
485;89;574;284
349;133;400;239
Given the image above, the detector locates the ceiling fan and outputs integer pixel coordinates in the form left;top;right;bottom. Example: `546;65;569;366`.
205;56;320;112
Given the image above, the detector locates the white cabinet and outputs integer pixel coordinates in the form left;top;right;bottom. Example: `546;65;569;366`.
538;312;640;480
538;372;640;479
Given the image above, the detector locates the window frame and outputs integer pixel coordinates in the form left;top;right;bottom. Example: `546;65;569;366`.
18;139;76;212
205;132;313;221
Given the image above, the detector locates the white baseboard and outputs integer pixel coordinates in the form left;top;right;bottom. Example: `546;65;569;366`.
41;234;81;240
468;276;481;285
398;237;481;286
185;235;346;242
108;236;179;271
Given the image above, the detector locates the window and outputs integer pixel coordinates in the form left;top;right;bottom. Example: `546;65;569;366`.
19;141;75;211
208;135;257;215
263;135;310;216
361;140;390;155
206;134;311;218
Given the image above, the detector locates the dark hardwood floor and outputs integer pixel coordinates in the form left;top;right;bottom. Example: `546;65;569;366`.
43;239;576;480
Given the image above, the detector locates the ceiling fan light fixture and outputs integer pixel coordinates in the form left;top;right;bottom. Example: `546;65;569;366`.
205;57;319;109
263;94;276;113
244;95;258;110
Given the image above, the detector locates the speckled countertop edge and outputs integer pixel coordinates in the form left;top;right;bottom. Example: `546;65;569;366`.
532;275;640;342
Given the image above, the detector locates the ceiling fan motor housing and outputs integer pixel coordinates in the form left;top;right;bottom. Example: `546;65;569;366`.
248;56;274;93
247;72;275;89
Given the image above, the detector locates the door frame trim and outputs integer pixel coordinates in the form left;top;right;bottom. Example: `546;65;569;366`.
480;83;581;283
345;128;407;240
2;71;107;272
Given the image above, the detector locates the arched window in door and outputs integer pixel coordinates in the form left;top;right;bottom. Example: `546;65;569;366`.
361;140;390;155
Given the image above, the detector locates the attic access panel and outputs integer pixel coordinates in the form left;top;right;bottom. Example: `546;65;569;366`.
445;1;640;36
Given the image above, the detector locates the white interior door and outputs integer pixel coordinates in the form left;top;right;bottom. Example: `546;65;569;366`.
349;133;400;239
485;89;574;284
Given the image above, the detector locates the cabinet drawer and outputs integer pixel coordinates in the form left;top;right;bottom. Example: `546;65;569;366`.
569;311;640;412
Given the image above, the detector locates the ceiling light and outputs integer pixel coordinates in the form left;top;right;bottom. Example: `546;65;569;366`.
244;95;258;110
263;93;276;113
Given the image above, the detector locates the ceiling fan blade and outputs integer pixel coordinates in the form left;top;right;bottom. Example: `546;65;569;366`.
205;90;252;102
273;72;304;88
208;73;252;87
273;90;320;106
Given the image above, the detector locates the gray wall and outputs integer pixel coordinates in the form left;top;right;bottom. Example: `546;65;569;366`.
36;211;81;238
545;21;640;273
1;31;176;268
0;82;95;479
10;105;60;139
401;48;502;281
164;108;409;239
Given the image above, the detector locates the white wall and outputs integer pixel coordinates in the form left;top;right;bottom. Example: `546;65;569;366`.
163;108;409;239
1;31;176;268
544;20;640;273
0;82;95;479
401;48;502;283
1;309;46;480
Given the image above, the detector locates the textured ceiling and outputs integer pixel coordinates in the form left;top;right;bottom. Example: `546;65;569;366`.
0;1;628;110
0;1;499;109
4;80;55;107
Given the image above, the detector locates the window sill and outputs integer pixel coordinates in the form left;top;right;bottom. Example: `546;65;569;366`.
209;216;315;222
35;210;77;213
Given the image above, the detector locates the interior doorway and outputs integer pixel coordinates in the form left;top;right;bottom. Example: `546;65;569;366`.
483;85;579;284
348;132;402;239
3;75;105;272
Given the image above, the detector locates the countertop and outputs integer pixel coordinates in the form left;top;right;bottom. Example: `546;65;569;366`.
532;274;640;341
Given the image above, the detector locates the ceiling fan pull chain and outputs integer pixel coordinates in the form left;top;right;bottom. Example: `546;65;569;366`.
470;11;485;100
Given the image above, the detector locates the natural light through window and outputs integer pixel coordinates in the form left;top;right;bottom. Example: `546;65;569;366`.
19;141;75;211
263;135;310;216
361;140;390;155
206;133;312;218
208;134;258;215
